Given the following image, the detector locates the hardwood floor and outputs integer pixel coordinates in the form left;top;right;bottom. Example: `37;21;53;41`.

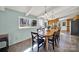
0;38;32;52
0;32;79;52
8;38;32;52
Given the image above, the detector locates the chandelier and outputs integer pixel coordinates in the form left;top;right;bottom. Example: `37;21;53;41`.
44;6;48;21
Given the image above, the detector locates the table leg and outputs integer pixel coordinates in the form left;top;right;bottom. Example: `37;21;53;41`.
45;37;48;51
6;38;9;48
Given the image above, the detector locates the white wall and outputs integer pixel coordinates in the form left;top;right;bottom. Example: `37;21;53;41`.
60;19;67;31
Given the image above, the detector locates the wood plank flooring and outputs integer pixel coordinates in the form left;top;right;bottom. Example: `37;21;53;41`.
0;32;79;52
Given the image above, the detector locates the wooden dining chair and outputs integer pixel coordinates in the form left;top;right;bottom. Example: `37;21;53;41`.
31;32;45;52
48;32;56;50
37;28;45;51
53;29;60;47
56;29;60;43
37;28;45;41
31;32;37;51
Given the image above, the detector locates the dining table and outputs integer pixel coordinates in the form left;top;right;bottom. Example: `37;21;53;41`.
44;28;59;51
34;27;59;51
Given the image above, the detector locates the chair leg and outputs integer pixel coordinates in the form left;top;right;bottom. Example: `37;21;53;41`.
6;39;9;52
37;45;39;52
44;42;46;48
55;39;57;46
57;37;60;44
52;41;54;50
32;44;33;51
59;37;60;41
32;41;34;51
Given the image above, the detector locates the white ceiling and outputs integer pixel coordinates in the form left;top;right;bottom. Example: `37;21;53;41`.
0;6;79;20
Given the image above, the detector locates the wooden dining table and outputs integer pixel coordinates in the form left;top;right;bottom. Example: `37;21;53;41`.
34;27;59;51
44;28;59;51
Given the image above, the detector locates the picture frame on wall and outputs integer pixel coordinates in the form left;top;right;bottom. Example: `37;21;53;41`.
31;20;37;26
18;17;37;29
62;22;66;26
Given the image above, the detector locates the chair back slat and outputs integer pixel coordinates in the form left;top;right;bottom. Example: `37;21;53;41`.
37;28;45;40
37;28;45;35
31;32;38;42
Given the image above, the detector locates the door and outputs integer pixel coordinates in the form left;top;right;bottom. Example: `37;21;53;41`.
71;21;78;35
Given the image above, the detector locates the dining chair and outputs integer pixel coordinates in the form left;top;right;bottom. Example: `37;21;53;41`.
31;32;37;51
53;29;60;47
31;32;45;52
37;28;45;40
37;28;45;51
54;31;58;46
48;32;56;50
56;29;60;43
37;28;45;35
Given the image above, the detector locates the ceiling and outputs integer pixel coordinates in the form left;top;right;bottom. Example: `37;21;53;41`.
0;6;79;20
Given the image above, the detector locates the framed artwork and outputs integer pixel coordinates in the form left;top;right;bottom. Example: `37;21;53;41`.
31;20;37;26
18;17;37;29
62;22;66;26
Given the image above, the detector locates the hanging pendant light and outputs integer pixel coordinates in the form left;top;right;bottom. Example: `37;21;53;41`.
44;6;48;20
44;6;49;28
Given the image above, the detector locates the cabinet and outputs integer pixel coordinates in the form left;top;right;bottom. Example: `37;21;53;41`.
0;34;9;51
71;20;79;35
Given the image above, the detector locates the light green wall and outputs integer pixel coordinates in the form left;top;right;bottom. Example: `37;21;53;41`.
0;8;36;48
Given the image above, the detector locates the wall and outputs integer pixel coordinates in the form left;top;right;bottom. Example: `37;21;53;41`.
60;20;67;32
60;18;71;32
0;8;36;48
48;18;59;26
71;15;79;35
